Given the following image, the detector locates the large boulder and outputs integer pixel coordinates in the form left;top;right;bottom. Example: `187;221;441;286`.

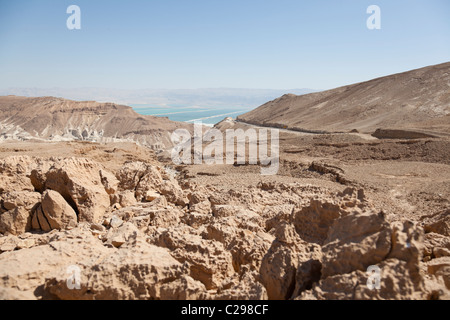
31;158;110;223
35;190;78;231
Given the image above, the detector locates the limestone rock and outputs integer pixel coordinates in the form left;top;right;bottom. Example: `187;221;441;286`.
427;257;450;289
292;198;345;245
104;222;139;248
0;207;32;235
259;222;304;300
321;211;391;278
118;191;137;207
144;190;161;202
0;191;41;213
117;162;186;206
188;200;211;215
0;235;20;252
40;190;78;230
45;241;184;300
0;226;188;300
109;215;124;229
0;156;36;193
99;169;119;195
214;272;268;300
299;259;427;300
35;158;110;223
423;209;450;237
183;211;211;229
155;227;235;290
159;275;209;300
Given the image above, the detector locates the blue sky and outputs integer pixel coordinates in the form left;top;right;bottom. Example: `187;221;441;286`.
0;0;449;90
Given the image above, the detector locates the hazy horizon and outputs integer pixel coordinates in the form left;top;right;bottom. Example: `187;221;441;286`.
0;87;317;107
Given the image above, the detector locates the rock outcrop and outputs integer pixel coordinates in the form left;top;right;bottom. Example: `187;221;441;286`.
0;96;193;150
0;154;448;300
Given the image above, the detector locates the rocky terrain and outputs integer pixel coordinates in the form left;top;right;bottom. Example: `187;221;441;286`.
0;63;449;300
0;137;448;300
238;62;450;136
0;96;193;151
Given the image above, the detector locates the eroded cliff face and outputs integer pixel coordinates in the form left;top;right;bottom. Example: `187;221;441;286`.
0;96;193;150
0;153;448;300
238;62;450;135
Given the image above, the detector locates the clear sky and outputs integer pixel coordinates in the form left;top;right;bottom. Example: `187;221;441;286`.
0;0;449;90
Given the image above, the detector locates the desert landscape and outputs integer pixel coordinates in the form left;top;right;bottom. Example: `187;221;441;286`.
0;62;449;300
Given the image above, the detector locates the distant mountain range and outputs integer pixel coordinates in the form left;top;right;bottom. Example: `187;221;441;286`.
238;62;450;135
0;88;316;108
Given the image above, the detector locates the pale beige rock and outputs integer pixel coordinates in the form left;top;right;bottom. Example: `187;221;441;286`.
0;225;187;300
109;215;124;229
45;240;184;300
118;190;137;208
149;195;168;208
427;257;450;289
259;222;304;300
0;191;41;212
155;227;235;290
214;271;268;300
0;235;20;252
188;191;209;206
321;211;391;278
189;200;211;215
117;162;161;195
184;211;211;229
40;158;110;223
99;169;119;195
16;238;36;250
41;190;78;230
299;259;427;300
0;207;32;235
423;232;450;261
117;162;187;206
149;208;182;228
262;204;295;232
90;223;105;232
212;205;241;218
292;198;345;245
158;180;187;207
159;275;209;300
0;287;37;300
423;209;450;237
204;214;274;273
144;190;161;202
0;156;36;193
297;219;427;300
104;222;140;248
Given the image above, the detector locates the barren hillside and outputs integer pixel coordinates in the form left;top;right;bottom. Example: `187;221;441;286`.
0;96;193;150
238;62;450;135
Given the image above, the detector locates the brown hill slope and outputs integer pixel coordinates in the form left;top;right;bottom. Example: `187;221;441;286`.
238;62;450;135
0;96;192;150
